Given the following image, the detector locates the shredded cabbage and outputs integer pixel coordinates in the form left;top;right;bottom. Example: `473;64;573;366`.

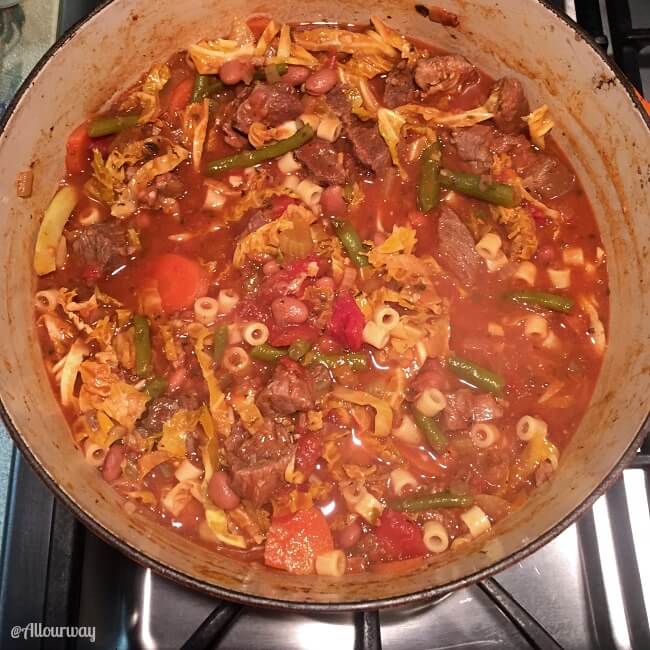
233;204;315;268
331;386;393;437
158;409;201;457
254;19;281;56
294;27;397;58
162;479;199;517
492;206;538;260
370;16;413;60
204;506;248;548
182;99;209;172
119;64;170;123
523;105;554;149
222;186;297;224
374;225;417;255
578;295;606;355
58;338;89;407
377;108;408;178
193;330;233;434
33;186;79;276
188;39;255;74
129;142;189;195
398;102;495;127
231;391;265;434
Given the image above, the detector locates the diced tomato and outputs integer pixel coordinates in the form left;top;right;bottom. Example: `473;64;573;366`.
393;439;454;478
268;323;320;347
327;292;365;351
166;78;194;114
264;507;334;575
150;253;209;313
65;123;91;175
295;433;322;478
375;509;427;560
270;195;298;218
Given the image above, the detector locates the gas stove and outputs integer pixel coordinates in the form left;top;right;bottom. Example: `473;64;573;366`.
0;1;649;648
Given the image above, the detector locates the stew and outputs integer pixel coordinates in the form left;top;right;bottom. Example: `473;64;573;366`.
33;15;608;576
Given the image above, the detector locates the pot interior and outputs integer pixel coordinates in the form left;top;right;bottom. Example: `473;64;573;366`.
0;0;648;607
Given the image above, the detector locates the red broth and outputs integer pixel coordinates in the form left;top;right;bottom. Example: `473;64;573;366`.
34;18;607;575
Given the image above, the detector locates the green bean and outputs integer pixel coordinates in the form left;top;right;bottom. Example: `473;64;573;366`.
191;74;224;103
144;377;168;400
250;343;288;362
88;114;140;138
503;289;574;313
133;315;152;379
389;492;474;512
212;325;229;366
439;169;519;208
288;339;312;361
253;62;289;81
447;355;505;396
416;140;441;212
303;350;368;372
411;406;448;453
205;124;315;175
332;219;369;268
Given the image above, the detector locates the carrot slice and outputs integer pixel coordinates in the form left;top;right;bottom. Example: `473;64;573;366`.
166;78;194;114
65;123;91;175
151;253;208;313
264;507;334;575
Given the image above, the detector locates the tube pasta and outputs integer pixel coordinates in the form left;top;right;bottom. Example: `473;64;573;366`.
422;521;450;553
547;268;571;289
415;388;447;417
315;550;346;577
373;306;400;332
516;415;548;441
451;535;472;550
392;415;423;445
84;441;107;467
217;289;239;314
242;322;269;346
296;179;323;208
316;116;342;143
283;174;301;190
512;261;537;285
277;152;301;174
362;321;390;349
35;289;59;313
562;246;584;267
194;297;219;325
390;468;418;496
300;113;321;130
475;233;502;260
222;346;251;373
470;422;500;448
486;251;508;272
541;331;560;350
460;505;491;537
524;314;549;341
341;482;384;524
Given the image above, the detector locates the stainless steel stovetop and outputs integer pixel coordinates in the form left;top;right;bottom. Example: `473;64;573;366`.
0;1;648;649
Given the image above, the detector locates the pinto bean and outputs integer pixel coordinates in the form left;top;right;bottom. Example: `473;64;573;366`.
282;65;311;86
314;276;335;291
208;471;241;510
320;185;347;217
337;519;363;549
219;59;252;85
271;296;309;326
102;443;125;482
305;68;338;96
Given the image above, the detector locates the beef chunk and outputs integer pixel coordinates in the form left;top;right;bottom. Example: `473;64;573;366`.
516;154;575;200
442;388;503;431
154;172;184;198
491;77;530;135
450;125;495;173
222;121;248;149
383;62;417;108
69;222;128;278
138;395;199;435
234;83;303;133
414;55;476;95
326;85;354;123
346;119;391;175
225;421;294;505
436;207;483;284
295;139;347;185
257;358;315;417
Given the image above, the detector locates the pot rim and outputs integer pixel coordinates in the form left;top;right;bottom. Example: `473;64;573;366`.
1;0;649;612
